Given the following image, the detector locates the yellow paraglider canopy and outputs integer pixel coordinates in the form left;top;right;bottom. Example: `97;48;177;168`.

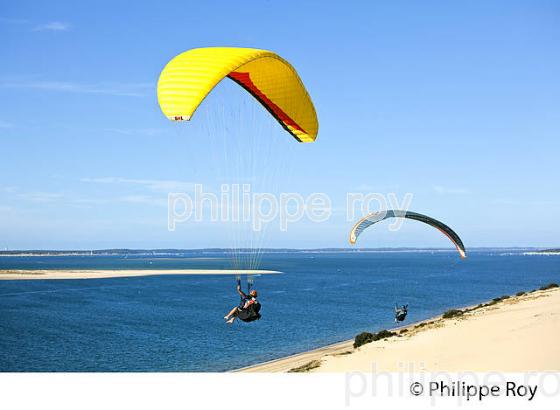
157;47;318;142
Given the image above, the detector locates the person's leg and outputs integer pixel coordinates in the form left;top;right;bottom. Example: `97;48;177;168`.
225;306;238;320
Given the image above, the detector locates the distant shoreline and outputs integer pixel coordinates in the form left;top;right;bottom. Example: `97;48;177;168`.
0;247;553;257
523;251;560;256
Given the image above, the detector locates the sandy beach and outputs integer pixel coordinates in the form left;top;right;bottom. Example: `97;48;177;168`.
0;269;280;280
240;287;560;372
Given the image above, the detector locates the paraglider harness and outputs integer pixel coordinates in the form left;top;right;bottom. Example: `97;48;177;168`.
394;304;408;322
236;277;261;323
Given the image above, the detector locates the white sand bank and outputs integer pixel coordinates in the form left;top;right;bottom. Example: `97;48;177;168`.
0;269;280;280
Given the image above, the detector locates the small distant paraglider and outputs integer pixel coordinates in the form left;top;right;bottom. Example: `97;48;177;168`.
350;210;466;323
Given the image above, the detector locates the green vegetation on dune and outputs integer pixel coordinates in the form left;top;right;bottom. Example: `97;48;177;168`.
353;330;397;348
288;360;322;373
442;309;464;319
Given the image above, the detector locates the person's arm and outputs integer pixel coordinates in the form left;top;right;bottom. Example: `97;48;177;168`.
236;285;247;299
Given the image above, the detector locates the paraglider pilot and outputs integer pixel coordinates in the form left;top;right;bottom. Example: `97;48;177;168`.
395;304;408;323
224;280;261;324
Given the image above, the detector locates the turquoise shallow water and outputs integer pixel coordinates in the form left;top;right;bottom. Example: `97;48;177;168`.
0;250;558;371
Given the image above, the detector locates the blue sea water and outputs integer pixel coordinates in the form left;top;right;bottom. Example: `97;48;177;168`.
0;250;558;372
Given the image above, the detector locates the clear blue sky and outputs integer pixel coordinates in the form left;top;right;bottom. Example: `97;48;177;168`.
1;0;559;249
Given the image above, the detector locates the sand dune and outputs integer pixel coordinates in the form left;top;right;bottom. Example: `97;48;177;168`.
240;288;560;372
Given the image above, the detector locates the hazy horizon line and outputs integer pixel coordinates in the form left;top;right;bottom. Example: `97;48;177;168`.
0;246;557;254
